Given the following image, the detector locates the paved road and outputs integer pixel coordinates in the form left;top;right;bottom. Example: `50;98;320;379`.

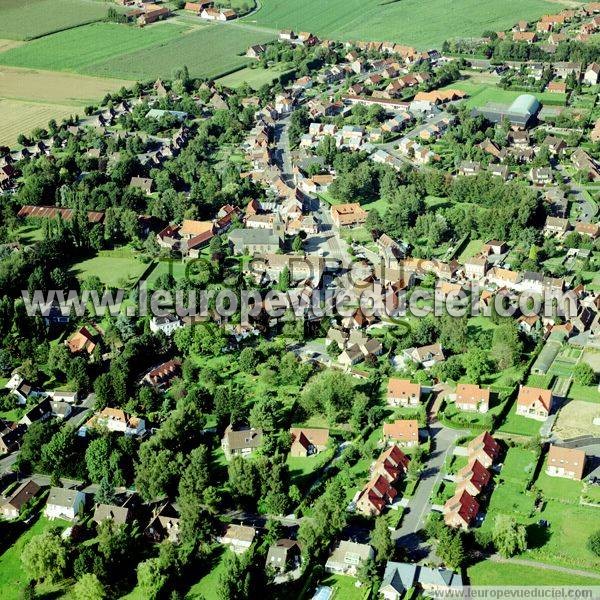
392;421;466;549
555;164;598;223
273;114;294;183
489;555;600;581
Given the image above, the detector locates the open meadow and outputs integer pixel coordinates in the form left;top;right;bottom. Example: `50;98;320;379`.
248;0;558;48
0;0;113;41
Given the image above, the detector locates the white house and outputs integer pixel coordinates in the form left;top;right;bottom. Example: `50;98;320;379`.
149;315;183;336
45;487;86;521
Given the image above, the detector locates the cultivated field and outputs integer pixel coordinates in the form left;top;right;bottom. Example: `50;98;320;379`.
0;22;187;73
82;25;276;80
248;0;558;48
0;21;275;81
0;0;112;41
0;98;76;146
0;65;131;104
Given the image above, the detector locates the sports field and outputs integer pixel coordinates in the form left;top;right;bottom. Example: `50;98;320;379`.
0;98;76;146
442;80;567;108
248;0;557;48
0;0;113;41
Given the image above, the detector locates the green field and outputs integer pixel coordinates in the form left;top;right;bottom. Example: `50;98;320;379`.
71;248;149;288
216;65;293;89
497;403;543;437
500;447;539;485
250;0;557;49
468;561;600;586
79;25;276;80
0;0;113;41
0;22;188;74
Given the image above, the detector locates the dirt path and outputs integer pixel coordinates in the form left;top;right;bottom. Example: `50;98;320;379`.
490;554;600;580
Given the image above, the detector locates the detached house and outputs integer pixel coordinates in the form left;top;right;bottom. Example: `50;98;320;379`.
266;539;301;574
387;378;421;407
290;428;329;457
382;419;419;448
1;480;41;520
81;408;146;437
546;445;586;480
454;384;490;413
45;487;85;521
218;523;256;553
221;424;263;459
325;540;374;576
516;386;553;420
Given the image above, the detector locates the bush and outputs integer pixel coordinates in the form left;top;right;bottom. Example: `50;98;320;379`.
588;530;600;558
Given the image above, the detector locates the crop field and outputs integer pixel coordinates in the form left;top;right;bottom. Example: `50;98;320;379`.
0;65;131;104
0;98;77;146
0;0;112;41
248;0;557;49
81;25;276;80
0;22;188;73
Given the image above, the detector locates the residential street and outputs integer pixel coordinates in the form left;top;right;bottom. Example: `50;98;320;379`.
392;421;466;550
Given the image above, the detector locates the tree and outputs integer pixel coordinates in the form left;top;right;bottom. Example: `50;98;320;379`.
493;514;527;558
587;530;600;558
491;323;523;370
574;362;596;386
72;574;106;600
463;347;493;384
371;516;394;563
136;558;168;600
357;557;378;587
21;529;67;583
436;527;465;569
277;266;291;292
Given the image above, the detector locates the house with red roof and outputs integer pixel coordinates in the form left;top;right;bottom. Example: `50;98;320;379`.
455;459;491;497
516;386;553;420
444;490;479;529
467;431;501;468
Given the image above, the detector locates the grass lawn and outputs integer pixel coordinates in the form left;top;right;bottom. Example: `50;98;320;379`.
340;227;372;244
458;239;483;261
484;481;535;526
216;65;293;89
186;547;230;600
0;0;115;41
319;574;368;600
468;560;600;586
500;447;539;485
251;0;556;49
0;22;187;73
534;468;583;504
497;404;543;437
0;515;69;600
145;260;189;288
287;448;334;489
526;501;600;572
361;197;389;213
568;383;600;403
70;248;149;288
